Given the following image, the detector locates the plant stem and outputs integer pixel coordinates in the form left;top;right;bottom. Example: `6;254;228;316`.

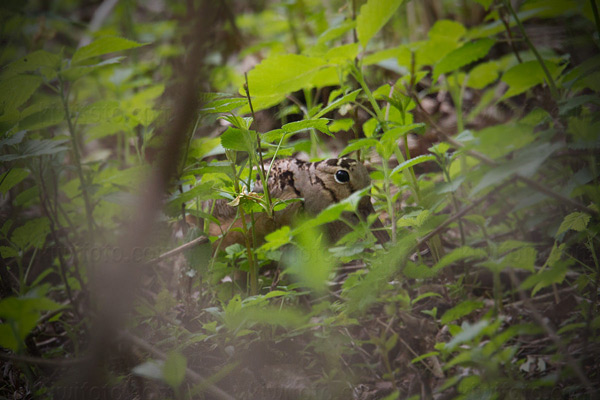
504;0;559;99
244;73;273;218
58;75;95;239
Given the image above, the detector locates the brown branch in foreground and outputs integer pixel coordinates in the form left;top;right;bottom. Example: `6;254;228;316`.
67;2;232;399
410;94;599;217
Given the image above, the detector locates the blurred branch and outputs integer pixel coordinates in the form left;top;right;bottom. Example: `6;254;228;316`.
68;2;231;399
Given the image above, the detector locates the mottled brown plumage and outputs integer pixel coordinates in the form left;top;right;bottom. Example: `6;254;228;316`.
207;158;389;249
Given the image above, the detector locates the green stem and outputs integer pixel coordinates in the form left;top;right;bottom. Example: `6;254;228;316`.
58;75;95;239
504;0;559;99
351;64;384;121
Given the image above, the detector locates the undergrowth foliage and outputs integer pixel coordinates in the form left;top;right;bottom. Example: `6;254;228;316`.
0;0;599;399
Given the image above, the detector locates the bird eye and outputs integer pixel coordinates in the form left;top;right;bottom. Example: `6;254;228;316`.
334;169;350;183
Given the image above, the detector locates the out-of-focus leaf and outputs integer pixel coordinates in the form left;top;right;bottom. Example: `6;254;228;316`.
72;36;146;64
356;0;405;48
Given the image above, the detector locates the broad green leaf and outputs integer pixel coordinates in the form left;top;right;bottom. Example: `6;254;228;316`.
245;54;328;97
262;226;292;252
11;217;50;250
329;118;354;133
428;20;466;42
220;127;255;153
72;36;146;64
325;43;360;63
0;246;18;258
474;123;536;159
60;57;124;81
163;351;187;389
76;100;120;124
356;0;405;48
381;124;425;143
473;0;493;9
446;319;490;350
314;19;356;48
433;39;495;80
1;50;60;79
363;118;377;137
282;118;331;136
471;142;561;195
391;155;436;176
0;131;26;147
556;212;590;236
501;60;562;99
467;61;499;89
502;247;537;272
0;139;69;162
0;75;43;112
440;300;485;325
520;260;570;295
201;97;247;113
0;168;29;195
339;138;379;157
18;107;65;131
314;89;361;119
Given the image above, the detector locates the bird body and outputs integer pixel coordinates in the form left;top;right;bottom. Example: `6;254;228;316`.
206;158;389;249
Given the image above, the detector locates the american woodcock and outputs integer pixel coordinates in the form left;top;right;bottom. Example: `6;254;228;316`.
206;158;390;249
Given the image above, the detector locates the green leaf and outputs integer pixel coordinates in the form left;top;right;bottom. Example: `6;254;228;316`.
314;19;356;48
391;155;436;176
220;127;255;153
163;351;187;389
0;246;18;258
0;75;43;113
0;139;69;162
501;60;562;99
1;50;60;79
556;212;590;236
467;61;499;89
433;38;495;80
330;118;354;133
403;246;487;279
61;57;124;81
325;43;360;63
72;36;146;64
339;138;379;157
18;107;65;131
471;142;561;195
446;319;490;351
428;20;466;42
246;54;328;97
440;300;485;325
76;100;120;124
356;0;405;48
11;217;50;250
0;168;29;195
201;97;247;114
0;131;26;147
282;118;331;136
314;89;361;119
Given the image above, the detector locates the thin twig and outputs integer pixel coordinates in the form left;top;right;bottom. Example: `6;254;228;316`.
150;235;209;263
121;331;236;400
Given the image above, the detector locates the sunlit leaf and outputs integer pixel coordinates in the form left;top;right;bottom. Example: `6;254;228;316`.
72;36;146;64
433;38;495;80
356;0;405;48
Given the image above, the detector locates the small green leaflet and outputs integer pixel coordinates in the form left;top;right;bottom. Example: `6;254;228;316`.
356;0;405;48
339;138;379;157
314;89;361;119
0;168;30;195
0;75;43;112
72;36;147;64
220;127;255;153
556;212;590;236
433;38;495;81
440;300;485;325
391;155;436;177
501;60;562;100
282;118;331;136
162;351;187;389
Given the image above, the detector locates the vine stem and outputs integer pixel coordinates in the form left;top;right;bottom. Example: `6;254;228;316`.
244;72;273;218
58;75;95;239
590;0;600;42
503;0;559;99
